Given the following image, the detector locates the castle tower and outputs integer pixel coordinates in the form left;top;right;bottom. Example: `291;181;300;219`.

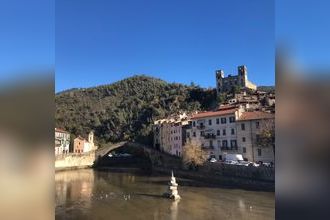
88;131;94;144
216;69;224;94
238;65;248;87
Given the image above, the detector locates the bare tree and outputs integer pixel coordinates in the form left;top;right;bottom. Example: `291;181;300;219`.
182;140;208;169
256;119;275;156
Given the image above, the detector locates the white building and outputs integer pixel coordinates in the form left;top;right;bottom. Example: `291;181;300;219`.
236;111;274;163
153;113;190;157
55;128;70;155
186;106;244;160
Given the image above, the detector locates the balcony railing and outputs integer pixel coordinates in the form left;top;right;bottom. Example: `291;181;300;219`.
202;145;214;150
204;133;216;139
196;125;205;130
221;146;238;151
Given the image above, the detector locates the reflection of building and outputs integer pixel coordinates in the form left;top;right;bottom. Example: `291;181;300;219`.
73;131;97;153
216;65;257;94
55;169;94;209
55;128;70;155
236;111;274;162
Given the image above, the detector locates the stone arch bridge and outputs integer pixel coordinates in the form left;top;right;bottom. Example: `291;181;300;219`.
94;141;182;170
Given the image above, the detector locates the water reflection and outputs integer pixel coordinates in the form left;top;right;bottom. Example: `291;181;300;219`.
55;169;94;210
170;199;180;220
55;169;275;220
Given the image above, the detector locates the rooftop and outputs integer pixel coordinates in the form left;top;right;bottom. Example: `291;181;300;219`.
55;128;70;134
238;111;274;121
191;108;237;120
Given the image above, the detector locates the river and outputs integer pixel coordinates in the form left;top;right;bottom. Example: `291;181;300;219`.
55;169;274;220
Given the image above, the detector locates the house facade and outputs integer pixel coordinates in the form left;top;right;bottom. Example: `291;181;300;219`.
73;131;97;153
236;111;275;163
55;128;70;155
186;106;245;160
153;113;190;157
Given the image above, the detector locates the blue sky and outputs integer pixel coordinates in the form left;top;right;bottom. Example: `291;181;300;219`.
0;0;54;81
55;0;275;92
276;0;330;71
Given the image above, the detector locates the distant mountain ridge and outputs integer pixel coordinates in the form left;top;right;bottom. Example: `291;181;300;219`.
55;75;217;146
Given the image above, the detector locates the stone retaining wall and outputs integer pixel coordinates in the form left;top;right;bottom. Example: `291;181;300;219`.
55;151;96;170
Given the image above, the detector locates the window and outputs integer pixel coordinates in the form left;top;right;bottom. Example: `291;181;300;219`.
222;140;228;147
231;128;235;135
241;123;245;130
200;131;204;136
216;118;220;124
256;121;260;129
230;140;237;147
193;121;196;127
222;129;226;135
243;147;246;153
187;132;190;138
193;132;196;137
257;148;262;156
221;118;227;124
208;119;212;125
256;134;260;142
229;116;235;123
217;130;220;136
209;140;213;147
242;137;246;142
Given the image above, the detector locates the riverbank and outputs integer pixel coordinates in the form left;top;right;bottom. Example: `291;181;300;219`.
93;166;274;192
152;166;274;192
55;151;96;171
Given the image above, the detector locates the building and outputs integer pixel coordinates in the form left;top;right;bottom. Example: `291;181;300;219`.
73;131;97;153
55;128;70;155
236;111;275;163
216;65;257;94
186;106;245;160
153;113;190;157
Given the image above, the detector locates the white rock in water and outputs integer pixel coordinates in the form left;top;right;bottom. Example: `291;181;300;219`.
163;170;181;200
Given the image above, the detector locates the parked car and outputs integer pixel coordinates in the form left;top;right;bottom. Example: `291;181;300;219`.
236;161;251;166
224;160;238;165
261;162;273;167
248;162;260;167
209;158;217;163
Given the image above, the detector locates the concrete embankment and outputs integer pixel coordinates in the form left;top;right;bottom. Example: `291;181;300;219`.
152;166;275;192
55;151;96;171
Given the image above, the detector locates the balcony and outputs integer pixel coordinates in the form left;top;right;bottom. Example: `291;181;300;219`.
221;146;238;151
202;145;214;150
204;133;216;139
197;125;205;130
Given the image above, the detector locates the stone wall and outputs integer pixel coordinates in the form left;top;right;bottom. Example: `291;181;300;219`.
55;151;96;170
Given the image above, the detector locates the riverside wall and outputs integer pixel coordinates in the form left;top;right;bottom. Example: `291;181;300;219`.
55;151;96;171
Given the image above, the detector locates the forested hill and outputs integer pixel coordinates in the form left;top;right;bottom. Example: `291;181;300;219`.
55;75;217;146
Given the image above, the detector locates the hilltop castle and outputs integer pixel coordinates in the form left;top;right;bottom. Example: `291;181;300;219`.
216;65;257;94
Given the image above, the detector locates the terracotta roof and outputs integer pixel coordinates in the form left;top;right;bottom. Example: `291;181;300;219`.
217;105;237;110
238;111;274;121
75;136;86;141
55;128;70;134
191;108;237;119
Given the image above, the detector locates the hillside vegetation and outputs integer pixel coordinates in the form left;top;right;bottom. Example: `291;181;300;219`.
55;75;217;146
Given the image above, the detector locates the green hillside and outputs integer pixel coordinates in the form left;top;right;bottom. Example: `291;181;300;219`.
55;75;216;146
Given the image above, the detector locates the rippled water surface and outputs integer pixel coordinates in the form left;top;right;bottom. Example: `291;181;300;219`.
55;169;274;220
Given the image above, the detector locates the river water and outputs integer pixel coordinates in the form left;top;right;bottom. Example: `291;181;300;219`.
55;169;274;220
